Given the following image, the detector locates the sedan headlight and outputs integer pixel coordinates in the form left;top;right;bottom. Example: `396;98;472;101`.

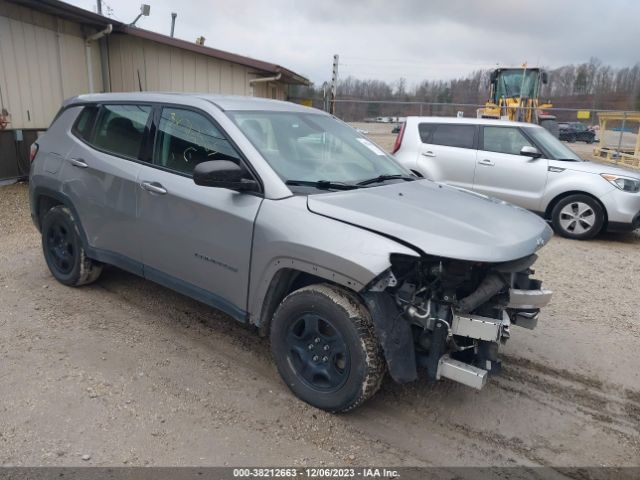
600;174;640;193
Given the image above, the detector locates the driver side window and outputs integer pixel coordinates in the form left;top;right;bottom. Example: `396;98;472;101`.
154;107;241;175
482;126;533;156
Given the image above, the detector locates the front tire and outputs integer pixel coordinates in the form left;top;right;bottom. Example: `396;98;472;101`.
551;194;604;240
41;205;102;286
270;284;385;412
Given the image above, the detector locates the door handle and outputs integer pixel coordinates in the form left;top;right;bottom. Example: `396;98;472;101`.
140;181;167;195
421;151;436;157
478;159;495;166
68;157;88;168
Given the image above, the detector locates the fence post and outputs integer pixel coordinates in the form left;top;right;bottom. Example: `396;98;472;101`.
615;112;627;164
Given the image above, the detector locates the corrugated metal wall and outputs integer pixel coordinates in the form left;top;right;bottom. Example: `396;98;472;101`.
0;1;287;133
107;34;286;100
0;0;102;130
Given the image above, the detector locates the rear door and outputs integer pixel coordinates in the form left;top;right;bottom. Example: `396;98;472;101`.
136;105;262;319
64;103;152;273
416;123;477;190
473;126;549;211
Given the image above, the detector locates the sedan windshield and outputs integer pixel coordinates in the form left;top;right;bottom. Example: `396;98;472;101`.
527;126;582;161
227;111;412;186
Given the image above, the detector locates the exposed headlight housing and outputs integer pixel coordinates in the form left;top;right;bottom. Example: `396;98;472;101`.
600;174;640;193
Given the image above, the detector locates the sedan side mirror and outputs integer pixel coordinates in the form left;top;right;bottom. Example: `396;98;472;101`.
193;160;259;192
520;146;543;159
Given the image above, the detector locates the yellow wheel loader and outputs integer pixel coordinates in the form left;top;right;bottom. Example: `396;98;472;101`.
479;65;558;136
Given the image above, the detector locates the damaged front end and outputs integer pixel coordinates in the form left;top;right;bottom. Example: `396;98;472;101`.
363;253;552;389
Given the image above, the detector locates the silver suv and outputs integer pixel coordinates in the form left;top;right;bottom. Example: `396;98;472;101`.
393;117;640;239
30;93;552;412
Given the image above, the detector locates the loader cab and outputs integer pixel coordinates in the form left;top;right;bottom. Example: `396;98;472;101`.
489;68;547;103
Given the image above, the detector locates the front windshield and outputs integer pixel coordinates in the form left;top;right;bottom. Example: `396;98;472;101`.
227;111;410;184
495;70;540;99
527;126;582;161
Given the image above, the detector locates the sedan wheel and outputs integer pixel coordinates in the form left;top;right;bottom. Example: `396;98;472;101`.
551;194;604;240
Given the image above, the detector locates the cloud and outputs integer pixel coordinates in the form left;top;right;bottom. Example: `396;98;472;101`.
68;0;640;85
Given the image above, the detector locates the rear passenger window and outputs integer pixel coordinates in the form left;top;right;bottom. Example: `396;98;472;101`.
92;105;151;159
419;124;475;149
482;127;533;155
154;107;241;175
73;106;98;141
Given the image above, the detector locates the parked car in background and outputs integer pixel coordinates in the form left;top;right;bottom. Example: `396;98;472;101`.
558;122;596;143
30;93;553;412
393;117;640;239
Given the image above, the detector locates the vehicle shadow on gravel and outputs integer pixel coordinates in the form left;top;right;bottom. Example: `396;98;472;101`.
595;230;640;244
94;265;274;362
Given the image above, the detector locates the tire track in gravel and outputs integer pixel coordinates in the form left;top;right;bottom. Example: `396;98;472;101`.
340;349;640;467
496;354;640;438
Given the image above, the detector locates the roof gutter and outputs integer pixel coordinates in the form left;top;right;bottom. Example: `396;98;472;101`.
249;73;281;96
85;24;113;93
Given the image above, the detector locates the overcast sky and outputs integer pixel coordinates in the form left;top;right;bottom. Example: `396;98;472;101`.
67;0;640;86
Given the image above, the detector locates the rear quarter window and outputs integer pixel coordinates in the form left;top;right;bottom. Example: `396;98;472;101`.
72;105;99;141
418;123;476;149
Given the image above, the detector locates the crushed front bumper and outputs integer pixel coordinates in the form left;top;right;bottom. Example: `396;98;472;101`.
438;287;552;389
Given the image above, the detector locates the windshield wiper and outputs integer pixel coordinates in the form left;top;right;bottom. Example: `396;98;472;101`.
356;174;416;186
285;179;359;190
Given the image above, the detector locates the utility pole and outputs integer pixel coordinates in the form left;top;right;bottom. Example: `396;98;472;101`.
96;0;102;14
330;54;339;115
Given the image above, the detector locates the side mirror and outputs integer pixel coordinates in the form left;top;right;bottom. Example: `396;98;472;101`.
520;146;543;159
193;160;259;192
541;71;549;84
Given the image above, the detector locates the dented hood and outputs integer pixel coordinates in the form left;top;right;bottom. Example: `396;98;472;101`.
307;180;553;263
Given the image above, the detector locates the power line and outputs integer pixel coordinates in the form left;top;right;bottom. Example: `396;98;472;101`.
340;56;502;67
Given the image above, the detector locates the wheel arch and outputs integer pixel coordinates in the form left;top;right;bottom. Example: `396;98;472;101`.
32;187;92;248
254;265;361;337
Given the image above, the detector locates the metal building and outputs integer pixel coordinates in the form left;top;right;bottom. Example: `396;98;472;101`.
0;0;309;181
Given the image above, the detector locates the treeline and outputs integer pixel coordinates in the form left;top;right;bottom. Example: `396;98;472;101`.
292;58;640;119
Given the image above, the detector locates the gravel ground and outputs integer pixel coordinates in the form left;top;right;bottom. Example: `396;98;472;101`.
1;179;639;469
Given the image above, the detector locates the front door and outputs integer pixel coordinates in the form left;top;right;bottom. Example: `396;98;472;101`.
136;106;262;319
473;126;549;211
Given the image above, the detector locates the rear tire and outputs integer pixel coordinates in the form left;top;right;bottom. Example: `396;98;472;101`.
41;205;102;286
551;194;604;240
270;283;385;412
